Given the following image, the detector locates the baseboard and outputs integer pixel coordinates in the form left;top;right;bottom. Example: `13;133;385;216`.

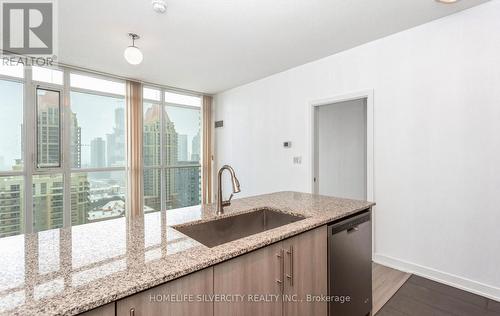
373;253;500;302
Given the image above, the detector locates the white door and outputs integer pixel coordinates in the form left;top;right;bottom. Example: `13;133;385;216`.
314;98;367;200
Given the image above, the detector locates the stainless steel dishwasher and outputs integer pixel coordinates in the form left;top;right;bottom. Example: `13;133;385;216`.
328;209;372;316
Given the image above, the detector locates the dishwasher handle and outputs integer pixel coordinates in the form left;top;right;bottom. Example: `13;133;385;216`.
329;210;371;235
347;226;360;233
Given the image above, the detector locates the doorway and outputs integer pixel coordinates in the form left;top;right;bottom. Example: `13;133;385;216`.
311;90;374;201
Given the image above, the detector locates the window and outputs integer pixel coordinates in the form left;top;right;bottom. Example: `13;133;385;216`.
0;80;23;171
0;65;205;240
0;78;24;238
0;64;23;78
70;92;126;168
33;87;65;232
143;87;161;102
32;67;63;85
70;73;125;96
36;88;61;169
164;91;201;107
143;88;202;213
69;76;127;226
33;174;64;232
2;67;129;238
143;100;162;213
165;105;201;210
0;176;24;238
70;171;126;224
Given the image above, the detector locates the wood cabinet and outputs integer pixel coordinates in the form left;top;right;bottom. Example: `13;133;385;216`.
116;268;213;316
214;242;283;316
214;226;328;316
84;226;328;316
283;225;328;316
80;303;115;316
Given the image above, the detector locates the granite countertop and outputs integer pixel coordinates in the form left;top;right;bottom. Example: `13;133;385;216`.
0;191;374;316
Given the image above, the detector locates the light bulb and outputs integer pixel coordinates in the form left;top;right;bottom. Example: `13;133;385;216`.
152;0;167;13
124;46;143;65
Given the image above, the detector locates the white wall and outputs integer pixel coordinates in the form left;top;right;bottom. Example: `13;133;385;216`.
317;99;367;200
214;1;500;300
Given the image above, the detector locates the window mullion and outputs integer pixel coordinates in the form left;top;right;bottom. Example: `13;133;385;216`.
160;89;166;212
62;69;72;228
23;67;34;234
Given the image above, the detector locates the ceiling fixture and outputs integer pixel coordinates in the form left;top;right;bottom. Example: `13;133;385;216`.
435;0;459;3
124;33;143;65
152;0;167;13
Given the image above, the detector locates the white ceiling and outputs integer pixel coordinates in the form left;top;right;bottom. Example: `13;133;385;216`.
58;0;489;94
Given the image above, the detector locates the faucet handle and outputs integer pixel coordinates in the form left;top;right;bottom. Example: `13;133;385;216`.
222;193;233;207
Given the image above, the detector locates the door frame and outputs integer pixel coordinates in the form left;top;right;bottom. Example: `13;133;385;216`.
309;89;374;202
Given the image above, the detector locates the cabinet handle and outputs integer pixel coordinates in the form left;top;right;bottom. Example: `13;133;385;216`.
130;307;135;316
276;249;284;293
286;245;294;286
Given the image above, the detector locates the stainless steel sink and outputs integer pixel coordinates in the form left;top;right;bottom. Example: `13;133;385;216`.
173;208;305;248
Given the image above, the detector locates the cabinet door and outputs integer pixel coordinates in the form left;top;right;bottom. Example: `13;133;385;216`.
214;242;283;316
283;225;328;316
116;267;213;316
80;303;115;316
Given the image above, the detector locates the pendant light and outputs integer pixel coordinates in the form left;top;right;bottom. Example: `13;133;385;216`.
124;33;143;65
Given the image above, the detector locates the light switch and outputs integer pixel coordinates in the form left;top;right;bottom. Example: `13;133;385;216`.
293;156;302;164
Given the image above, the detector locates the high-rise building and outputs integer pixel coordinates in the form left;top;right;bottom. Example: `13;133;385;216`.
90;137;106;168
143;105;162;212
164;112;178;209
36;91;61;167
70;174;90;226
33;175;64;231
178;134;188;161
0;177;24;238
175;162;201;208
71;112;82;168
142;105;180;211
106;108;125;167
191;131;200;162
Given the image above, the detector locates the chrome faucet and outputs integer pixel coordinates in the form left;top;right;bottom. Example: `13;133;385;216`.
216;165;241;215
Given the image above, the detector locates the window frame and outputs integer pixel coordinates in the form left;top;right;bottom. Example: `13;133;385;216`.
35;86;63;170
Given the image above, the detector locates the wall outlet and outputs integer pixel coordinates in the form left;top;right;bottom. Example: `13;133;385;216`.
293;156;302;164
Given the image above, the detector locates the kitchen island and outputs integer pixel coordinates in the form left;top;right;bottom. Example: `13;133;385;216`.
0;191;374;315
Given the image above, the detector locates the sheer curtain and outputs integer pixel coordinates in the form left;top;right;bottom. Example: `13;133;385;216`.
126;80;143;217
202;95;213;204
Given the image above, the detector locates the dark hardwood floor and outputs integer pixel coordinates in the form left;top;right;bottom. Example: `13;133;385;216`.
376;275;500;316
